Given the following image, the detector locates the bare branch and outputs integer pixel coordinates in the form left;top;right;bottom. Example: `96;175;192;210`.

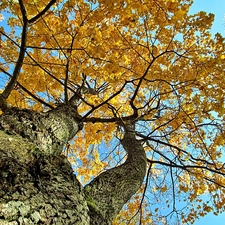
1;0;28;101
28;0;57;24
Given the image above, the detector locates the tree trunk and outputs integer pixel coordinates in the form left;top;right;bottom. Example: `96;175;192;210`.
0;106;146;224
0;135;89;224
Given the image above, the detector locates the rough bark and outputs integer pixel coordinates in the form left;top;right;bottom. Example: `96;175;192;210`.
84;122;147;224
0;104;147;224
0;104;88;225
0;134;89;225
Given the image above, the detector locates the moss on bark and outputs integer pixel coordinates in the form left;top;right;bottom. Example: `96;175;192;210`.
0;131;90;225
0;107;147;224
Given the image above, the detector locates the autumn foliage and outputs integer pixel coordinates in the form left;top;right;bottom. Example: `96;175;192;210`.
0;0;225;224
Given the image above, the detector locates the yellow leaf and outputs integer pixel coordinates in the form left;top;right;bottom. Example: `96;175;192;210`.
161;185;167;193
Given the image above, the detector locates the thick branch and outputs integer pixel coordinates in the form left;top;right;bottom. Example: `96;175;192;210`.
0;104;82;155
84;121;147;224
28;0;57;24
1;0;28;100
0;67;54;109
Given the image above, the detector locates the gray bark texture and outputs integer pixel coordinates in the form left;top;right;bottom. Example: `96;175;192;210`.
0;104;147;225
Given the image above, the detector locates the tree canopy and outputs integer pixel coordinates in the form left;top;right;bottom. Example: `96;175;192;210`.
0;0;225;224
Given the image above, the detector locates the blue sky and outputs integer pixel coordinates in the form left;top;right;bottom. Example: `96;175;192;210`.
190;0;225;36
189;1;225;225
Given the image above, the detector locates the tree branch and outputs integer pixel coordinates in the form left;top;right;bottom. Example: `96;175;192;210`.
1;0;28;101
0;67;54;109
28;0;57;24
